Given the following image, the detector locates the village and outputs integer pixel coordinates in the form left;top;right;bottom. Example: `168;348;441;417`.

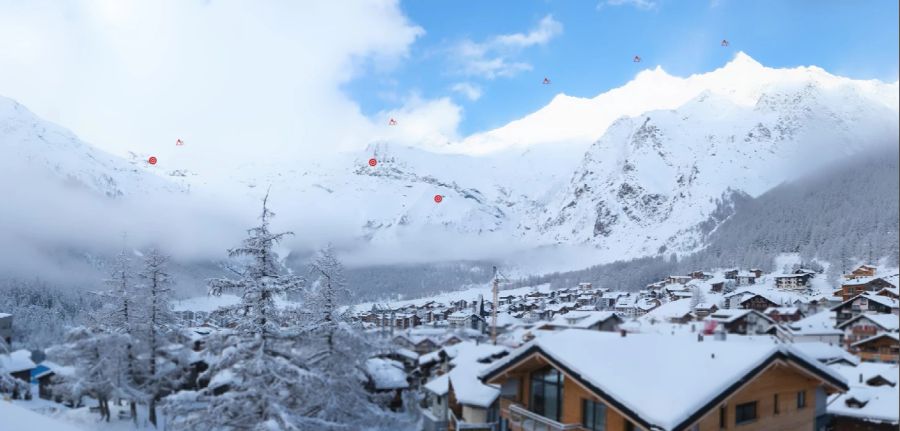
1;263;898;430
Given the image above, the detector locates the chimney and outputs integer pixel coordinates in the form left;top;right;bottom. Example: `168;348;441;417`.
711;353;715;359
859;373;863;383
698;333;704;342
620;329;627;337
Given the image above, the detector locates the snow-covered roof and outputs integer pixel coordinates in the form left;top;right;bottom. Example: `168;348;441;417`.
827;362;900;424
392;347;419;361
790;342;859;366
0;349;35;373
837;313;899;332
786;311;843;336
365;358;408;390
0;312;11;319
641;299;693;321
851;332;900;348
764;306;799;314
480;330;847;430
541;311;619;330
706;309;771;324
833;293;900;311
0;401;87;431
422;341;509;408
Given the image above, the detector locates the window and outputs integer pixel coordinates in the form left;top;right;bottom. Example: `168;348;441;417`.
797;391;806;409
624;421;635;431
582;399;607;431
735;401;757;425
719;406;726;429
530;367;563;421
773;394;779;414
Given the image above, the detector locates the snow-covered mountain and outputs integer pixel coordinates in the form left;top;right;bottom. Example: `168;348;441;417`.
0;96;186;198
529;55;899;257
1;52;897;276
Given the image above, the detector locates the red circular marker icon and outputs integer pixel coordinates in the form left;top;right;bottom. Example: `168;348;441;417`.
148;156;158;165
434;194;443;203
368;158;377;167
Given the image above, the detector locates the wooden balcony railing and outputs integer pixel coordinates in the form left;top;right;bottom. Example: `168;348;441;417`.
449;410;496;431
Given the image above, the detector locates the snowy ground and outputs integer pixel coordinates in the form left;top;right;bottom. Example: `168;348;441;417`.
2;385;167;431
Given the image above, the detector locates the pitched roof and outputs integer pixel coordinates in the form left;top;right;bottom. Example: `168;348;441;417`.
836;313;899;332
851;332;900;348
0;349;35;373
831;292;900;311
480;330;847;430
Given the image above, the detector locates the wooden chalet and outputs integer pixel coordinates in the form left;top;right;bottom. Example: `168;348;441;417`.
480;331;847;431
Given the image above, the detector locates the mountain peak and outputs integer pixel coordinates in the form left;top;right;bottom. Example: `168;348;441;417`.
722;51;765;71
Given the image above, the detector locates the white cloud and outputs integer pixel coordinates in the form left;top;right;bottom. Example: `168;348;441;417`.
451;15;563;79
451;82;483;101
376;93;462;148
600;0;658;10
0;0;451;177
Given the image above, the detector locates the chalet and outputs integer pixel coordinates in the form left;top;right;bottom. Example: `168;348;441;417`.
851;333;899;364
597;292;625;310
827;362;899;430
735;271;757;286
877;286;900;300
750;268;764;278
0;349;36;399
705;309;775;335
839;277;897;302
690;271;714;280
448;311;485;332
0;313;11;345
773;273;811;290
577;282;593;291
498;294;518;305
779;311;844;345
364;358;409;410
634;297;661;316
480;330;848;431
693;303;719;319
535;311;622;332
764;306;804;323
836;313;899;349
709;280;726;293
666;275;693;285
830;293;900;326
845;264;878;280
739;293;780;312
724;269;739;279
421;342;509;431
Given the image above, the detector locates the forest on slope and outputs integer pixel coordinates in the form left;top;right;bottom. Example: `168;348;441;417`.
510;143;900;291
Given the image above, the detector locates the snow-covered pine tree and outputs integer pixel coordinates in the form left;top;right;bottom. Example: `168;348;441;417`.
296;244;410;429
136;248;186;427
48;326;128;421
101;248;143;422
165;193;314;431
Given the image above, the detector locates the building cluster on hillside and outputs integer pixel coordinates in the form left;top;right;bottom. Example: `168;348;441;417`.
349;264;899;431
2;264;899;430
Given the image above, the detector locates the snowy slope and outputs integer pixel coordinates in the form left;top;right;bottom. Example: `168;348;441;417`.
524;54;899;257
0;96;185;198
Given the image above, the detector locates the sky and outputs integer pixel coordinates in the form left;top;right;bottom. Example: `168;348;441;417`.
0;0;897;171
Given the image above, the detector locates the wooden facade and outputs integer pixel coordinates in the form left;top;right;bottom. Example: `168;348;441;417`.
485;349;845;431
851;333;899;364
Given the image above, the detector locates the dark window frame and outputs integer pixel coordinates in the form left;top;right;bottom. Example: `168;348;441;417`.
581;399;607;431
773;393;779;415
529;367;564;421
719;405;726;429
735;401;758;425
797;390;806;409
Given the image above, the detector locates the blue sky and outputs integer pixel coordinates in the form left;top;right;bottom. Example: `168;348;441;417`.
347;0;900;135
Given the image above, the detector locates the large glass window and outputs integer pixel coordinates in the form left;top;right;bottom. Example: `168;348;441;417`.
530;367;563;421
735;401;757;425
582;399;607;431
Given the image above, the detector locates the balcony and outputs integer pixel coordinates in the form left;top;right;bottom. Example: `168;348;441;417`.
504;403;586;431
449;410;496;431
